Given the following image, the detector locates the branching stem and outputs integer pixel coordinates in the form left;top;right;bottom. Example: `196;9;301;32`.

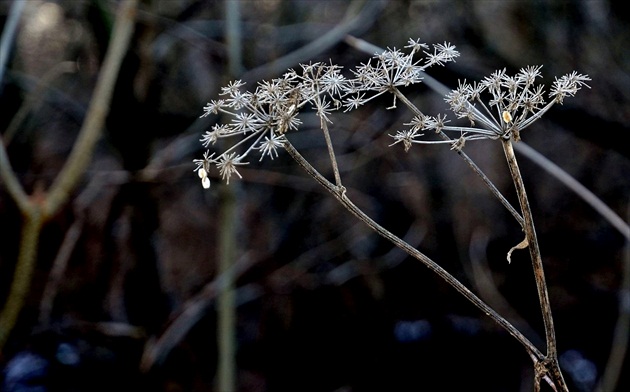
283;140;543;361
391;88;525;227
0;0;138;352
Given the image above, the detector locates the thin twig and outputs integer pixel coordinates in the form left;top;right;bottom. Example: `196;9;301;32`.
215;1;242;390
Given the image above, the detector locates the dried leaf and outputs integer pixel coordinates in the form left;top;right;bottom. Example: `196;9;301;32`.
507;237;529;263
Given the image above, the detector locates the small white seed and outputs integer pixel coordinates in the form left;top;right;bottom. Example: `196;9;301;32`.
502;111;512;123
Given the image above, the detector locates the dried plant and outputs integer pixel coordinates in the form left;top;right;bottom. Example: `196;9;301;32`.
194;39;591;391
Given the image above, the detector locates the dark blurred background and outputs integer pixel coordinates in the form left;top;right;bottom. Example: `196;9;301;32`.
0;0;628;391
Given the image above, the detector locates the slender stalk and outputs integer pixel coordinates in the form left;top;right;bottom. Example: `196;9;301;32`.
320;117;343;188
502;139;567;391
216;183;237;392
392;87;525;227
215;1;242;391
283;140;543;361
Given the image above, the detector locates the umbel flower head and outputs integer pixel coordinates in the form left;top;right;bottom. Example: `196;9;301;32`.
390;66;590;151
192;62;346;188
194;39;459;188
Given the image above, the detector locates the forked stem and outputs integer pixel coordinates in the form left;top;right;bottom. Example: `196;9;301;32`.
391;88;525;227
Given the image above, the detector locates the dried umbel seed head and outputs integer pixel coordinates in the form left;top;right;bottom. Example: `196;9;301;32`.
194;39;462;187
391;66;590;151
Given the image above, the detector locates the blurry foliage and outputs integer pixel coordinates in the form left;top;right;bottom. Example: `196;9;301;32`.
0;0;628;391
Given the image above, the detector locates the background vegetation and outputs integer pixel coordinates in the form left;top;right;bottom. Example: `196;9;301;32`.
1;0;628;391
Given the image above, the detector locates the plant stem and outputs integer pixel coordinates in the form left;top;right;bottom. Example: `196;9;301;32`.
215;0;241;390
216;183;237;392
0;209;44;348
501;138;567;391
283;140;543;361
392;88;525;227
320;118;343;188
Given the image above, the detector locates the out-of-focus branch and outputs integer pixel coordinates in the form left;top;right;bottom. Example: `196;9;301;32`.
0;210;44;348
0;0;26;93
0;0;138;352
514;142;630;241
43;0;138;218
0;138;30;214
215;1;242;391
140;253;257;372
242;0;384;82
596;202;630;392
3;61;77;146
